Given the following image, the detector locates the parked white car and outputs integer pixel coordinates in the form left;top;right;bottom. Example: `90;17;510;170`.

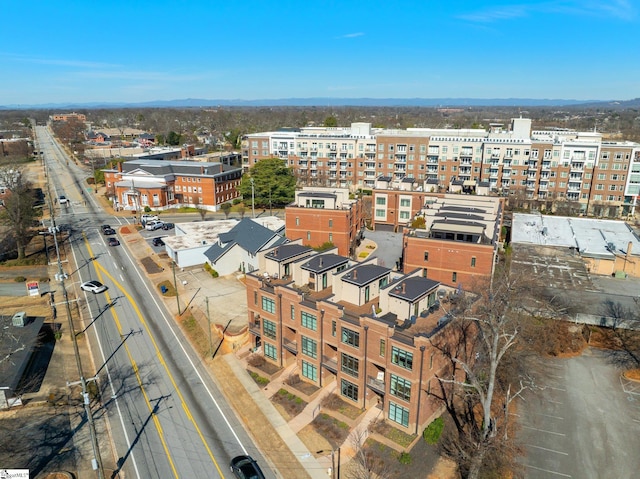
145;220;164;231
141;214;159;223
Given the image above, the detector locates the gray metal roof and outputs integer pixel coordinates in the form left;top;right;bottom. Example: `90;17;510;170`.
205;218;283;262
387;276;440;302
342;264;389;286
301;254;349;273
265;243;314;262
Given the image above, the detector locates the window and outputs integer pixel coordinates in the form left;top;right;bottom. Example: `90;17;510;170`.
307;231;311;240
379;277;388;288
291;305;295;320
391;346;413;370
452;272;457;283
400;198;410;207
329;219;333;228
264;343;277;360
471;257;476;267
390;374;412;401
342;328;360;348
302;360;317;382
301;336;317;359
376;197;386;205
332;320;336;336
380;339;386;357
375;209;386;218
262;296;275;313
424;251;429;261
254;291;258;305
296;217;299;226
263;319;276;339
341;353;359;377
399;211;410;220
389;402;409;427
301;311;317;331
341;379;359;402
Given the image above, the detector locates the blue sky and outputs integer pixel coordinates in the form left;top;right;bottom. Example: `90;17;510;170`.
1;0;638;105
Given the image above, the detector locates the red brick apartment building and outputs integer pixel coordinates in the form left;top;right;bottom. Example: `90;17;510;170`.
103;158;242;211
401;195;503;289
285;187;365;257
246;242;467;434
51;112;87;122
244;119;640;219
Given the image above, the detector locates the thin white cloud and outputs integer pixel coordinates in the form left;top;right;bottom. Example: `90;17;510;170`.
458;1;635;23
0;52;120;69
336;32;364;39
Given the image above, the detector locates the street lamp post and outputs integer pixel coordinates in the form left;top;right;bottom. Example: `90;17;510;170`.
250;177;255;218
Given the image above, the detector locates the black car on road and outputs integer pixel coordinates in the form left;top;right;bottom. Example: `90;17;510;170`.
230;455;265;479
152;237;165;247
108;237;120;246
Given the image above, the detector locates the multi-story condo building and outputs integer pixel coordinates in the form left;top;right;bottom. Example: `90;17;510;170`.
246;242;466;434
244;119;640;219
284;187;365;257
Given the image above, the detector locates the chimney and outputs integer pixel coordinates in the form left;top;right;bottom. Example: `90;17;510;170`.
353;269;358;280
319;257;323;267
627;241;633;259
117;161;123;173
401;282;406;294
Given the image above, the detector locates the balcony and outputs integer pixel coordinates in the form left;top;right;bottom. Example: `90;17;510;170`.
283;337;298;354
249;320;261;335
367;375;386;394
322;355;338;373
542;162;551;170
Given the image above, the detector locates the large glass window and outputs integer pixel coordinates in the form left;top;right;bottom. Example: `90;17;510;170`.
261;296;275;313
389;402;409;427
341;379;359;402
302;360;317;382
263;319;276;340
390;374;412;401
301;336;317;359
301;311;317;331
341;328;360;348
391;346;413;370
341;353;359;377
264;343;277;360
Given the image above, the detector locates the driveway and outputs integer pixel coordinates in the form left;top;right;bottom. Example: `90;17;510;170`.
518;348;640;478
364;229;404;270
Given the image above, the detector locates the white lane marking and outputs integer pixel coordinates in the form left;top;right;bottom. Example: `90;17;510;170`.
525;444;569;455
522;425;566;436
523;464;572;477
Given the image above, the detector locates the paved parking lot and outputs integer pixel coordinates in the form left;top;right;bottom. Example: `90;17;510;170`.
518;349;640;478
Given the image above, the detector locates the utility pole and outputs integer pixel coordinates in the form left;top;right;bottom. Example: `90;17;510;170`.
47;176;105;478
206;296;212;356
172;260;181;315
250;177;255;218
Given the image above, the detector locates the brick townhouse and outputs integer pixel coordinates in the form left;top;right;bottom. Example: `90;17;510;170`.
246;242;468;434
284;187;365;257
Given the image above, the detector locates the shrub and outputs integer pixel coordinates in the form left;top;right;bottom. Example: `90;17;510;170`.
232;198;242;205
398;452;411;465
203;262;219;278
423;417;444;445
143;206;151;213
14;276;26;282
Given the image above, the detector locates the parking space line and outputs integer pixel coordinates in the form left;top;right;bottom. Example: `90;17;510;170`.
523;464;572;477
547;399;564;405
525;444;569;455
545;385;567;391
522;425;566;436
528;411;564;420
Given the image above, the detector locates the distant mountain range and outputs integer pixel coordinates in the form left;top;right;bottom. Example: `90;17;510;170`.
2;97;640;109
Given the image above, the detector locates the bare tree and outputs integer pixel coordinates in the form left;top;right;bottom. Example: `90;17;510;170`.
196;204;207;221
430;269;541;479
0;166;37;259
220;202;232;219
345;428;394;479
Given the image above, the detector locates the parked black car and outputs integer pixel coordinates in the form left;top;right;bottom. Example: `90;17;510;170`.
162;222;175;230
152;237;165;247
103;227;116;235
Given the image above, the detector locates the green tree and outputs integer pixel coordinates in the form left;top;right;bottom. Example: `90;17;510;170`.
0;167;38;259
324;116;338;127
239;158;296;209
220;202;232;219
166;131;182;146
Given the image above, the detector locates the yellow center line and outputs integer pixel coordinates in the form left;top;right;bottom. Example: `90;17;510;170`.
85;235;225;478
